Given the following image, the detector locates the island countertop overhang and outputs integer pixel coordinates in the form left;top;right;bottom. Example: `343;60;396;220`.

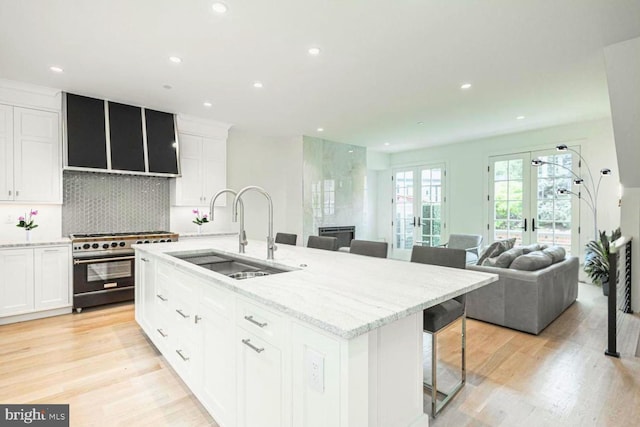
134;236;498;339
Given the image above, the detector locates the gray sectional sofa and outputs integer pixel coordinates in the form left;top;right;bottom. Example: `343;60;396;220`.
466;256;579;335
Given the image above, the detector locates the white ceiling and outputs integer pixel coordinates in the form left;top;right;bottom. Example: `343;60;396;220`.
1;0;639;152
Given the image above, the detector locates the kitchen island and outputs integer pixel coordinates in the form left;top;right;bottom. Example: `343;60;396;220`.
134;236;497;427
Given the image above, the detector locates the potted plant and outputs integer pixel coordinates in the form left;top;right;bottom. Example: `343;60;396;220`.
584;227;621;296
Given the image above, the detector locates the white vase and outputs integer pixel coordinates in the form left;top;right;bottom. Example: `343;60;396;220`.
197;224;202;234
25;230;31;242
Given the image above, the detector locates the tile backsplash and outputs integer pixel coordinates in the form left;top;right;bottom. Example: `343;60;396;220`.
62;171;170;235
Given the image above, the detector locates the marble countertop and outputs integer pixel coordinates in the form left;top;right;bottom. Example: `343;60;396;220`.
178;231;238;238
135;236;498;339
0;237;71;248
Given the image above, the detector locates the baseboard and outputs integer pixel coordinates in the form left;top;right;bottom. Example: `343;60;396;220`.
0;306;72;325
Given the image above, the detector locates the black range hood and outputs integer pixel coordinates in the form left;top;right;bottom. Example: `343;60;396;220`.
63;92;180;177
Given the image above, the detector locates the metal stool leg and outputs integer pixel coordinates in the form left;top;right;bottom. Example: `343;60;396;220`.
423;315;467;417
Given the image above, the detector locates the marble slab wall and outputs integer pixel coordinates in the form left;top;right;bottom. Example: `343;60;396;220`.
303;136;367;245
62;171;170;235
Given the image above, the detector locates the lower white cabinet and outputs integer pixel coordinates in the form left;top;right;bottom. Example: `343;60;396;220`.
237;329;283;427
199;285;237;427
34;247;71;310
0;248;34;316
0;245;71;320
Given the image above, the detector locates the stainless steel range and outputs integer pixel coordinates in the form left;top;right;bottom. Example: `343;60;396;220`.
70;231;179;312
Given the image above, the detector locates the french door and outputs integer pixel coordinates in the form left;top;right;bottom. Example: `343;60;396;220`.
393;164;446;259
488;149;579;254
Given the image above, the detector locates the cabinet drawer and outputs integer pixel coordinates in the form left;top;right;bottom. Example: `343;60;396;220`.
236;299;283;347
172;335;198;386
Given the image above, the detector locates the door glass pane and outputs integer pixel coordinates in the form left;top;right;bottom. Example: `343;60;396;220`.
493;159;524;245
535;153;572;253
420;168;443;247
87;260;131;282
394;171;414;250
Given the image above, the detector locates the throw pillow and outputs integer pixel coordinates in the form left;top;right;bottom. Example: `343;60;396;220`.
543;246;566;264
510;251;553;271
476;238;516;265
521;243;541;254
494;247;525;268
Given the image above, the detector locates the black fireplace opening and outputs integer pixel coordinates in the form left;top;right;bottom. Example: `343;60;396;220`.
318;226;355;249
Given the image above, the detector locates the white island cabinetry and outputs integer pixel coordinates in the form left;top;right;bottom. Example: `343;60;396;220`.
134;237;498;427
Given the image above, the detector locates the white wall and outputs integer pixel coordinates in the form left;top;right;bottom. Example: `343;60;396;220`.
226;130;304;245
379;118;620;259
0;204;62;241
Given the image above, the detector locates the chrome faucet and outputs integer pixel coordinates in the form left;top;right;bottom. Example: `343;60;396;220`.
210;189;247;253
233;186;276;260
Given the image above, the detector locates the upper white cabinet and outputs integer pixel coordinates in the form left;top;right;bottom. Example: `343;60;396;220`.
0;104;61;203
171;133;226;206
171;115;230;207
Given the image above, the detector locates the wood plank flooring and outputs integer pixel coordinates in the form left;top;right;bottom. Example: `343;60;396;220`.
0;282;638;426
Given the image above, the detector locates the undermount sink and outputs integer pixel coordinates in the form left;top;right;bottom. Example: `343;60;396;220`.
168;251;289;280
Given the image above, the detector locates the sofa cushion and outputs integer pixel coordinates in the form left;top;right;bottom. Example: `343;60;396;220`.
477;238;516;265
543;246;566;264
521;243;548;254
493;247;525;268
510;251;553;271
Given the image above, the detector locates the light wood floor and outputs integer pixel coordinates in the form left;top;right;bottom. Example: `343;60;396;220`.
1;283;638;427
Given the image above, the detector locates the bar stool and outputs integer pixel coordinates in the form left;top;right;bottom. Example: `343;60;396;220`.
275;232;297;245
349;239;388;258
307;236;339;251
410;245;467;417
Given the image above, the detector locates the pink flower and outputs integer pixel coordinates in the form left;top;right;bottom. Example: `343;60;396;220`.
30;210;38;216
192;209;199;214
203;214;208;219
18;216;24;221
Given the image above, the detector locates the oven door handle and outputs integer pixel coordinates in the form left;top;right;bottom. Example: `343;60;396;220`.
73;255;135;265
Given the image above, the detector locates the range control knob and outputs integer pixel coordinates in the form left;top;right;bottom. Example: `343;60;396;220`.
119;242;126;247
136;240;142;244
111;242;118;248
144;240;150;244
166;239;172;242
102;243;109;249
91;243;99;249
160;239;166;243
82;243;90;250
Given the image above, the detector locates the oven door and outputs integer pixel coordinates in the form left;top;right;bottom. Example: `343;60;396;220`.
73;254;135;294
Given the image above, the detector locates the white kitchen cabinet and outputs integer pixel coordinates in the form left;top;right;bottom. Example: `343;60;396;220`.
198;285;237;427
135;253;155;331
34;246;70;310
0;105;61;202
0;248;34;316
237;329;283;427
171;132;226;207
0;104;13;200
0;245;70;321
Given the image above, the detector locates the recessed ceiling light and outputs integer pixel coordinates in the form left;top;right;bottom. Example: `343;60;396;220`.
516;115;525;120
460;83;472;90
417;121;424;125
169;56;182;63
163;84;172;90
203;101;212;107
308;47;321;56
253;81;263;88
384;142;390;146
317;127;324;132
212;2;228;14
49;66;63;73
348;150;354;153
